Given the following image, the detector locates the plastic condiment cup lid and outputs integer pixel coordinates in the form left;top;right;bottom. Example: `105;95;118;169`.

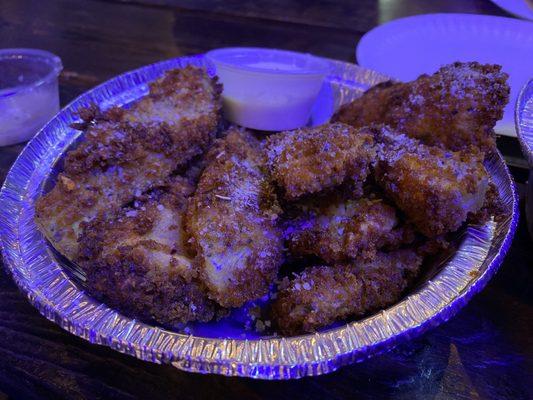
205;47;330;76
0;48;63;98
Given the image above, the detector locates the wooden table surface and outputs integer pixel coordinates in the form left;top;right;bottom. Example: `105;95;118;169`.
0;1;532;399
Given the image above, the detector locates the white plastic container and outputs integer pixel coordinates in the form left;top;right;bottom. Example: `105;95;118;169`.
0;49;62;146
206;48;329;131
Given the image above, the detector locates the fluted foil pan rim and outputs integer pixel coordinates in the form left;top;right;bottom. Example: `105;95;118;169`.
0;55;519;379
516;78;533;166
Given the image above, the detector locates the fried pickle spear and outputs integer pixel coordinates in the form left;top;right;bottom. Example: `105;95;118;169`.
36;66;222;259
78;176;219;327
271;249;423;335
374;127;489;237
285;191;415;263
185;128;283;308
333;62;509;153
265;123;375;200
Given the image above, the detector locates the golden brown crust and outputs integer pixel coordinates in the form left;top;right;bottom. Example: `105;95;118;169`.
36;154;179;259
333;62;509;153
285;191;415;263
468;182;507;224
185;128;284;308
34;61;506;335
265;123;375;200
373;127;490;237
78;176;219;327
35;66;222;260
271;249;423;335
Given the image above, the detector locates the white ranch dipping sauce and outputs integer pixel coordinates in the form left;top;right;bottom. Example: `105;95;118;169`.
223;91;318;132
206;48;329;131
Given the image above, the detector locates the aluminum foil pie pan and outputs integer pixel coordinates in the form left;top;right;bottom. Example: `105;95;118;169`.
0;55;519;379
516;78;533;237
516;78;533;166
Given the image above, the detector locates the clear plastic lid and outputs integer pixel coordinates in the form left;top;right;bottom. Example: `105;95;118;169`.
0;49;63;146
206;47;330;76
0;48;63;98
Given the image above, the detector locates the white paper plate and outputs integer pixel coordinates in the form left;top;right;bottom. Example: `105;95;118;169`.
490;0;533;21
356;14;533;137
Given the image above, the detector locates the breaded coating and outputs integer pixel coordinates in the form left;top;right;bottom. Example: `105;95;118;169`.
36;66;222;259
36;153;178;260
374;127;489;237
333;62;509;152
272;249;423;335
78;176;219;327
65;67;222;175
285;191;415;263
265;123;375;200
468;182;506;225
185;128;284;308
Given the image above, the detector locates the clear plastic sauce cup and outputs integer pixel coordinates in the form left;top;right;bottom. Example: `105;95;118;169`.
0;49;63;146
206;47;330;131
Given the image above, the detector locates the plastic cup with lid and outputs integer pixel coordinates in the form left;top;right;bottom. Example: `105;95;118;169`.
0;48;63;146
206;47;330;131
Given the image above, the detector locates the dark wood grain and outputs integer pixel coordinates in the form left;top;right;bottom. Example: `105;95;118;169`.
0;0;531;399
